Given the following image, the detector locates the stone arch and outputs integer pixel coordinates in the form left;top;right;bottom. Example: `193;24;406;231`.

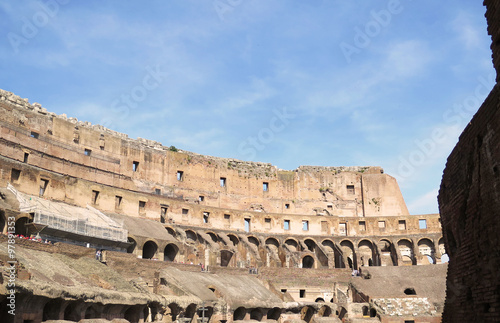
267;307;281;320
338;306;347;320
362;305;369;316
301;306;314;323
185;230;197;242
164;243;179;262
206;231;219;243
124;305;143;323
184;303;197;320
378;239;397;266
84;304;99;319
168;303;181;321
43;298;65;321
15;216;30;236
285;238;299;251
248;236;260;247
220;250;233;267
302;255;315;268
250;308;264;321
318;305;331;317
198;305;213;323
127;236;137;254
64;301;83;322
315;297;325;303
358;240;375;267
228;234;239;246
418;238;435;264
340;239;356;269
233;307;247;321
265;237;280;251
397;239;415;265
304;238;317;252
166;226;177;237
142;240;158;260
323;239;343;268
0;210;5;234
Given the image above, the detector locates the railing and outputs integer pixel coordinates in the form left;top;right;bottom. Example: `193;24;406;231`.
33;210;128;242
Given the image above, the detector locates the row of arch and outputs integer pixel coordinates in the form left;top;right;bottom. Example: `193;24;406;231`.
126;225;446;271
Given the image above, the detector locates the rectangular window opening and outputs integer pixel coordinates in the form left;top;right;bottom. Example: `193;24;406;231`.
339;223;347;236
30;131;39;139
359;221;366;231
91;190;99;204
133;161;139;172
224;214;231;221
199;195;204;202
11;169;21;182
378;221;386;229
302;220;309;231
346;185;355;195
39;179;49;197
299;289;306;298
220;177;226;187
177;171;184;181
115;196;122;209
398;220;406;230
139;201;146;213
244;218;251;232
321;221;328;233
155;188;161;195
327;204;333;209
285;203;290;209
182;208;189;215
203;212;210;224
263;182;269;191
265;218;271;229
284;219;290;231
281;289;287;293
419;219;427;229
84;149;92;156
23;152;29;163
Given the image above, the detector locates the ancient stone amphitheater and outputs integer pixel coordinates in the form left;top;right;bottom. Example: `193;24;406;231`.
1;1;499;323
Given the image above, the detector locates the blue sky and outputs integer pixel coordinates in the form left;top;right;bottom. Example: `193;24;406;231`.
0;1;495;215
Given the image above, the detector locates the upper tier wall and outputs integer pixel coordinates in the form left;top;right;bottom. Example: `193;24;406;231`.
0;89;409;217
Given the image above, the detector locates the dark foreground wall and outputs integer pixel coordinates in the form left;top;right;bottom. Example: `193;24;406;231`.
439;1;500;322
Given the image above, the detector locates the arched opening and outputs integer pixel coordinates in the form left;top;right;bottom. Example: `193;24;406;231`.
358;240;374;267
248;236;260;247
84;305;98;319
186;230;197;242
301;306;314;323
267;307;281;321
142;241;158;259
338;306;347;320
207;232;218;243
124;305;142;323
302;255;315;268
304;239;316;252
418;238;435;264
441;253;449;263
265;237;280;250
43;298;64;321
15;217;30;236
250;308;263;321
378;239;396;266
321;239;335;252
228;234;239;246
64;302;81;322
168;303;180;321
0;211;5;234
315;298;325;303
184;303;197;320
285;239;299;251
404;288;416;295
340;240;355;269
398;239;414;266
362;306;369;316
166;227;177;237
143;306;150;322
220;250;233;267
318;305;331;317
164;244;179;262
370;308;377;317
127;237;137;254
198;306;213;323
233;307;247;321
